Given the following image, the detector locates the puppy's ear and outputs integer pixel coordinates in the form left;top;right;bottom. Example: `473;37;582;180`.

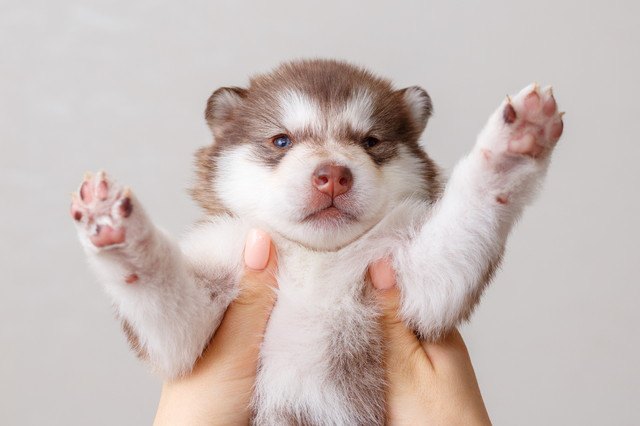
399;86;432;134
205;87;247;138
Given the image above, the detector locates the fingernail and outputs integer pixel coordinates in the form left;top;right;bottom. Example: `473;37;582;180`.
370;258;396;290
244;229;271;270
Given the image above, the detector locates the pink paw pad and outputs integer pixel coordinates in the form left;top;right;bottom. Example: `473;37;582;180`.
70;171;134;248
90;224;126;247
502;84;564;158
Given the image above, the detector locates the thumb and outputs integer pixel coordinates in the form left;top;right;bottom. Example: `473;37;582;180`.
369;258;405;328
369;258;425;365
234;228;278;310
221;229;278;343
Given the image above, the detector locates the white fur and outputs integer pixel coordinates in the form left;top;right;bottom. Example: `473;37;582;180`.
279;90;321;134
403;87;429;121
81;202;237;378
336;88;373;134
403;86;432;149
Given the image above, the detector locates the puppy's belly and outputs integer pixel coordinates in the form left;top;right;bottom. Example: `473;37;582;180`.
253;285;385;425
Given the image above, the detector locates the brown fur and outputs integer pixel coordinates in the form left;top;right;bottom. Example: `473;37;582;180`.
325;288;386;425
191;144;234;216
121;319;148;360
253;409;316;426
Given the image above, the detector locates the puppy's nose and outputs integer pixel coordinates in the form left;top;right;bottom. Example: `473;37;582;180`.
312;164;353;197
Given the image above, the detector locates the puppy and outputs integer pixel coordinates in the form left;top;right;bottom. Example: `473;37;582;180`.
70;59;564;425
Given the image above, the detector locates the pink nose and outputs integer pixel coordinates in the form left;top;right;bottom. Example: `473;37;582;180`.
312;164;353;197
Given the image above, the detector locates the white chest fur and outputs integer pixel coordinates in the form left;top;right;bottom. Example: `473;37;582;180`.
253;242;387;424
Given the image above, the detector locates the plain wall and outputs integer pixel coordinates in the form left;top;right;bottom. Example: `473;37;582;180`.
1;0;639;424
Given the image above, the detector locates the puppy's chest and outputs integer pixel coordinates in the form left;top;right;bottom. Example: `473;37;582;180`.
273;242;371;306
257;244;384;399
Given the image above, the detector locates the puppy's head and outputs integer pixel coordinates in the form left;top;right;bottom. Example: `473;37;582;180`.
193;59;440;250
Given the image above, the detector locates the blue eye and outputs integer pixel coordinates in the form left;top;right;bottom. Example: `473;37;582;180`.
272;135;292;148
363;137;380;148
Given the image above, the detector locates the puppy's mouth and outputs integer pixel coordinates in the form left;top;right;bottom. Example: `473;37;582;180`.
302;203;356;224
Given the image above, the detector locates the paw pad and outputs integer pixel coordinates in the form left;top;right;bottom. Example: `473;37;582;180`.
502;83;564;158
70;171;133;248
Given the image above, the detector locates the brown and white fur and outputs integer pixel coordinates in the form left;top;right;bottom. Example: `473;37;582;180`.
70;59;564;425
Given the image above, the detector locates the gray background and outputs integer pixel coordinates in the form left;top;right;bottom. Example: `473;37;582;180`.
2;0;638;424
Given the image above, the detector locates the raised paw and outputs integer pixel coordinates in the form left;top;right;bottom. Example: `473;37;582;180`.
70;171;135;248
501;83;564;158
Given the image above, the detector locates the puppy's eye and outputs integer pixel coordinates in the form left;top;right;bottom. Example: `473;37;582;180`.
363;137;380;148
272;134;292;148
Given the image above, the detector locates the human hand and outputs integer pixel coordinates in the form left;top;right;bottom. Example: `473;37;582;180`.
154;239;489;425
154;229;277;426
369;259;492;425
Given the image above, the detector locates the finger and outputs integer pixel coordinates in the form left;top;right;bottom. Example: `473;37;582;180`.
222;229;278;336
421;328;474;375
369;258;430;370
234;229;278;309
421;328;466;355
419;329;490;423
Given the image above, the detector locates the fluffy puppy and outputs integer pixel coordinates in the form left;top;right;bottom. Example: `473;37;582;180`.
70;59;564;425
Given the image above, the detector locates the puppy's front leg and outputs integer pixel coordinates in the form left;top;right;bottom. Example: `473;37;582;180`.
70;172;233;378
395;84;564;339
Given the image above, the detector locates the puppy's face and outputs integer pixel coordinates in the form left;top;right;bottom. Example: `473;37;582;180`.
193;60;440;250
